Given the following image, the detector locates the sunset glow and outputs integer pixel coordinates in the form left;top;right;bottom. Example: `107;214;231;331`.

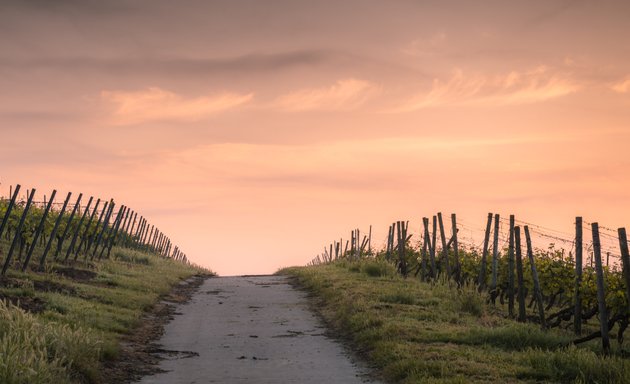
1;1;629;275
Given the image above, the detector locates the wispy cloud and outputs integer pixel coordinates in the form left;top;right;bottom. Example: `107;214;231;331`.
101;87;253;125
392;66;579;112
611;76;630;94
272;78;379;112
402;32;447;57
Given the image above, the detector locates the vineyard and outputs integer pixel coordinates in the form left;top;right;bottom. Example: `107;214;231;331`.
0;183;206;383
0;184;189;274
309;213;630;355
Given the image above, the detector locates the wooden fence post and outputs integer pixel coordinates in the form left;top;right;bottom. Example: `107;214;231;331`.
92;201;114;258
119;207;132;240
106;205;128;258
431;216;437;275
2;188;35;275
368;225;372;255
75;199;100;260
127;212;138;246
0;184;21;242
574;217;583;335
478;213;493;290
514;226;526;322
591;222;610;354
87;201;109;254
134;217;144;247
490;213;500;303
438;212;451;279
23;190;56;271
420;217;433;281
64;196;93;261
54;193;83;260
451;214;460;284
40;192;71;269
423;217;435;278
397;221;408;277
387;224;394;261
524;226;546;329
618;228;630;316
98;204;121;259
508;215;515;317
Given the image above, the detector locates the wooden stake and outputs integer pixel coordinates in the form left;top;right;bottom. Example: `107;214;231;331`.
423;217;435;277
451;214;460;284
478;213;493;290
437;212;451;278
591;222;610;354
2;188;35;275
490;213;500;303
65;196;93;261
0;185;21;244
514;226;526;322
617;228;630;316
574;217;583;335
54;193;83;260
431;216;437;275
508;215;515;317
23;190;56;271
524;226;546;329
75;199;101;260
40;192;71;268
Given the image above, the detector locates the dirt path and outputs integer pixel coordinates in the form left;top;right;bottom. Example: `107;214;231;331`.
138;275;379;384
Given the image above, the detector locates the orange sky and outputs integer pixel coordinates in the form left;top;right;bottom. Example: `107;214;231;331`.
1;1;629;275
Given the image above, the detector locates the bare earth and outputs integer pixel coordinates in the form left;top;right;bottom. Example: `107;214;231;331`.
138;275;380;384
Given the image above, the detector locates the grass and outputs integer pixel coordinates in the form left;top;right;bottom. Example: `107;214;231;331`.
0;246;212;383
280;260;630;384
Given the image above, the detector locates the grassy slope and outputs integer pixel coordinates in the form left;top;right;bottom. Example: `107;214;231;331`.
0;246;211;384
281;260;629;384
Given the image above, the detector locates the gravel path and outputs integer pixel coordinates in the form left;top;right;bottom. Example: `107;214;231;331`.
138;275;379;384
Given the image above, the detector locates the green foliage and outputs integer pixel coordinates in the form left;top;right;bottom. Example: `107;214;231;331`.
361;259;396;278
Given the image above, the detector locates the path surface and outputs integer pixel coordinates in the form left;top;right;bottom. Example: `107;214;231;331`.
139;275;379;384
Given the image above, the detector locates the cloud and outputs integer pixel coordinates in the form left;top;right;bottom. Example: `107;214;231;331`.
611;77;630;93
393;66;579;112
100;87;253;125
272;78;379;111
0;51;337;76
402;32;447;57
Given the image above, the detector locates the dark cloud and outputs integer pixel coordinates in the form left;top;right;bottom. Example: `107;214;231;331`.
0;0;137;13
0;50;334;74
520;0;584;29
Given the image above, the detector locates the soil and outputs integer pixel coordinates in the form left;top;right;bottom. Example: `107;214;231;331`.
0;292;46;313
100;274;210;384
53;266;98;281
33;279;78;295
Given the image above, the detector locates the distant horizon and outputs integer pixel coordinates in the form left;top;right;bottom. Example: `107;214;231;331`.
2;0;629;275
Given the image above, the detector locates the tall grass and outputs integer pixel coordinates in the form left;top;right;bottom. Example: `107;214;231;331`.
0;301;102;384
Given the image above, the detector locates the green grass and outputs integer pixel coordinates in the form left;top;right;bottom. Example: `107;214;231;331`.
0;246;212;383
280;260;630;384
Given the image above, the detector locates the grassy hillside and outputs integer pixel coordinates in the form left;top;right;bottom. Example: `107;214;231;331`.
281;260;629;384
0;246;212;384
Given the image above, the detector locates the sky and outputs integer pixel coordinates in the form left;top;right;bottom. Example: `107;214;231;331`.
1;0;629;275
